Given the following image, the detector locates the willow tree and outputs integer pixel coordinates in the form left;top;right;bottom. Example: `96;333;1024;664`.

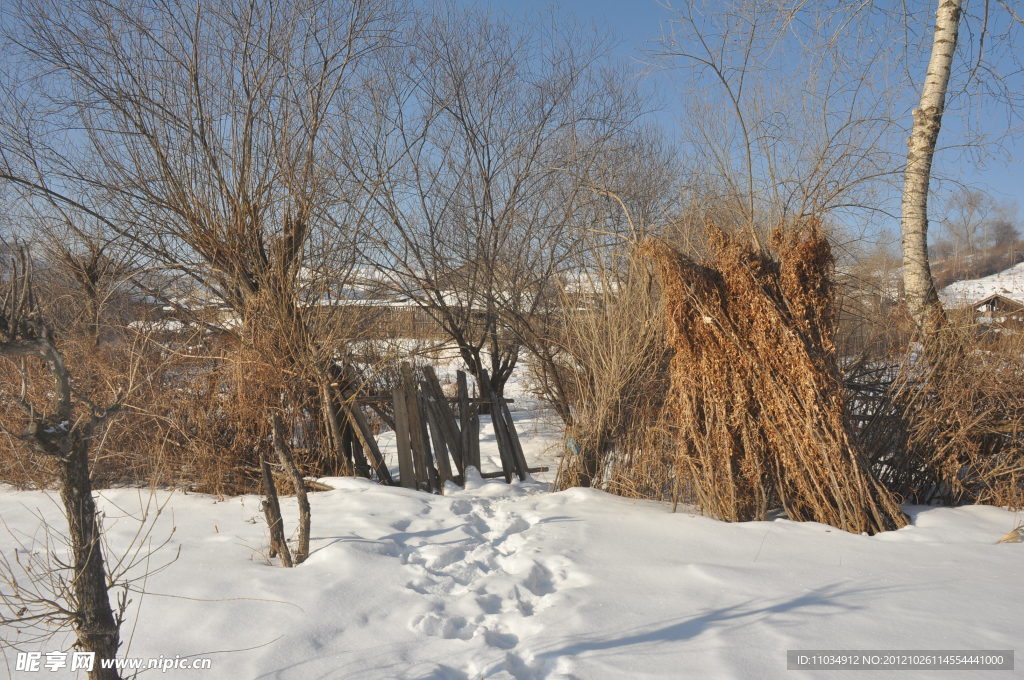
3;0;400;563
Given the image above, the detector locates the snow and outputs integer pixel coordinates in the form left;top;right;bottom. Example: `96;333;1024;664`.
2;373;1022;678
313;295;417;308
3;473;1022;679
127;319;185;333
940;261;1024;307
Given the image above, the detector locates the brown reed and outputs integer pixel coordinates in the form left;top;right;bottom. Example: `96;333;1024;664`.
640;221;907;534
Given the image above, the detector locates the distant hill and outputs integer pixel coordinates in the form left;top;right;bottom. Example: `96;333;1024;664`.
930;240;1024;291
940;261;1024;307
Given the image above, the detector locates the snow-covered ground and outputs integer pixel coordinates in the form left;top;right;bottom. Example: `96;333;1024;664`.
2;373;1023;678
941;261;1024;306
3;468;1022;679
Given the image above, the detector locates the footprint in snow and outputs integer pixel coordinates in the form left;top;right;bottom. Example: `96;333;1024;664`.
401;494;582;679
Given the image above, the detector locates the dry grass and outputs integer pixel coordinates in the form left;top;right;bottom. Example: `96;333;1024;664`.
553;253;672;493
639;221;906;534
0;329;172;489
5;230;1019;522
858;319;1024;508
0;325;306;495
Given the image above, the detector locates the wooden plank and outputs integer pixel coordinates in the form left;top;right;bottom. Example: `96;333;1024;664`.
499;399;529;481
481;466;548;479
344;404;394;486
423;391;453;485
420;365;444;397
469;413;481;471
417;391;441;493
439;410;464;477
456;370;481;472
391;386;415;489
401;363;429;489
350;429;371;479
421;389;451;464
493;412;515;483
456;371;472;471
480;369;514;483
422;366;464;476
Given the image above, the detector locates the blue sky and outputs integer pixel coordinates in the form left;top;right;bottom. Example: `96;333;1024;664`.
483;0;1022;231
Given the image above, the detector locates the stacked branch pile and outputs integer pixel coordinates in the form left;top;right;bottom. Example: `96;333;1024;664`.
641;223;907;534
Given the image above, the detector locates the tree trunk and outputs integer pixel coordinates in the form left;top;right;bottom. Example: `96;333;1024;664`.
271;414;310;564
1;253;123;677
260;449;293;568
902;0;961;333
58;440;122;680
319;382;353;477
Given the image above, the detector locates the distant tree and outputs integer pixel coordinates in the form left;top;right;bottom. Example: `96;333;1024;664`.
989;218;1020;249
942;189;988;260
351;3;641;402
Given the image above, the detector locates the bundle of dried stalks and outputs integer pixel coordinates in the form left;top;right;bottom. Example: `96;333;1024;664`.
641;222;906;534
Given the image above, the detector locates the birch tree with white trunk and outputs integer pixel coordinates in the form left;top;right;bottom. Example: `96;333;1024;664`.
901;0;962;333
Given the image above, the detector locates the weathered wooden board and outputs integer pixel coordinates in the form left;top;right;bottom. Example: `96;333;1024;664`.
345;404;394;486
391;385;415;489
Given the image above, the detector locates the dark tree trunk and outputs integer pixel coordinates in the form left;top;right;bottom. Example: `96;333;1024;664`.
260;450;293;568
58;439;122;680
271;415;310;564
1;250;124;678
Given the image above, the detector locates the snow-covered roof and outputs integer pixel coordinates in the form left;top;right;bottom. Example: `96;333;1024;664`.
313;295;418;308
127;318;185;333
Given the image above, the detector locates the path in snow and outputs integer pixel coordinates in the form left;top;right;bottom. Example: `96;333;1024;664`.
391;480;584;679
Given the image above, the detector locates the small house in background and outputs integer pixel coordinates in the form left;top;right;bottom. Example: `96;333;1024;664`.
318;297;444;340
971;293;1024;327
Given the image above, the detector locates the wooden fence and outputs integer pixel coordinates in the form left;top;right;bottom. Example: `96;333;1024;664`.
340;363;544;492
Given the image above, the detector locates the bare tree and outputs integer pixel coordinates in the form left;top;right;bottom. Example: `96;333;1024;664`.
657;0;1022;334
0;251;124;679
513;128;682;425
2;0;400;556
34;221;137;347
656;0;907;247
350;3;641;401
942;188;989;258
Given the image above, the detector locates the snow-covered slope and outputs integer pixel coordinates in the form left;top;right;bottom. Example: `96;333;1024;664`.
2;469;1021;679
940;261;1024;306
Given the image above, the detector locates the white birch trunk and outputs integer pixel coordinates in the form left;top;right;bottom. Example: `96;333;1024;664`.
902;0;962;332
